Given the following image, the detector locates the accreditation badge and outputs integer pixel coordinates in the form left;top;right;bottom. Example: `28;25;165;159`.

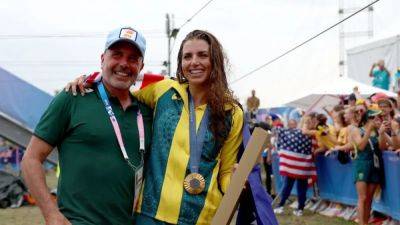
183;173;206;195
133;166;144;210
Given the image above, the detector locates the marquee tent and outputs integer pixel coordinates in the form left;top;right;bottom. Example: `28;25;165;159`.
0;67;56;164
284;77;396;111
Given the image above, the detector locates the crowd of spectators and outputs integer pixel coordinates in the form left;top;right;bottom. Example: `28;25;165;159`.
0;137;24;172
245;88;400;224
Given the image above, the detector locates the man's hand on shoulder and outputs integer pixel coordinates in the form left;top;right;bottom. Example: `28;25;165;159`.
65;75;89;96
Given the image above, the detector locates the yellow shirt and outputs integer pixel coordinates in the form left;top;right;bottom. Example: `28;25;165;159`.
134;79;243;224
316;125;337;150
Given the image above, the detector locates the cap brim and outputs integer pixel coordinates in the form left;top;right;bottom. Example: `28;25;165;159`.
367;109;382;117
106;39;144;57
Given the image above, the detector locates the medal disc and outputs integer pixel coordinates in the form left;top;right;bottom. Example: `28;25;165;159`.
183;173;205;195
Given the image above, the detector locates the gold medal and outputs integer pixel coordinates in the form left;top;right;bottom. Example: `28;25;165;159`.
183;173;205;195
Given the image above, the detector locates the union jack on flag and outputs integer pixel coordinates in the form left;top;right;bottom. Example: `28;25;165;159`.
274;128;317;182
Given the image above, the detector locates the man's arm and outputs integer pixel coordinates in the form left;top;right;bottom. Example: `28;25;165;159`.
301;124;317;136
369;64;376;77
21;136;71;225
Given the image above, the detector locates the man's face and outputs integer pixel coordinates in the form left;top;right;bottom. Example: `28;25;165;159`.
288;119;297;129
265;116;272;125
251;90;256;96
101;41;144;91
378;60;385;70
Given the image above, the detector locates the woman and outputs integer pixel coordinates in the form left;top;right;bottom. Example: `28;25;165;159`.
330;107;357;153
67;30;243;225
323;104;344;133
348;107;386;225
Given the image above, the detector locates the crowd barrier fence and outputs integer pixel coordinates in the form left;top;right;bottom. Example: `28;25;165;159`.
272;151;400;220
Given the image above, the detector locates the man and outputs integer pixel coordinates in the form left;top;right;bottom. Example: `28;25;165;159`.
369;60;391;90
21;26;153;225
246;89;260;119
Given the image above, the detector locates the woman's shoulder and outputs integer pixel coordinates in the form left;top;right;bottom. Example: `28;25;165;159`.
226;102;244;124
227;102;243;115
157;77;176;86
348;124;361;134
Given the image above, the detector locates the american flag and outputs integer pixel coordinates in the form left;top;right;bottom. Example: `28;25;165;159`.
275;128;317;182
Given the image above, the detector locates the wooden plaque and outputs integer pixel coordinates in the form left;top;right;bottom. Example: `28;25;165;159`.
211;127;270;225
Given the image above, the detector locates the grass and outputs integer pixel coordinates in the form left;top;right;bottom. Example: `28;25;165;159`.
275;210;355;225
0;170;356;225
0;169;57;225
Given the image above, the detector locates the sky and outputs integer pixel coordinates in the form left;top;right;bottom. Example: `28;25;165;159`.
0;0;399;107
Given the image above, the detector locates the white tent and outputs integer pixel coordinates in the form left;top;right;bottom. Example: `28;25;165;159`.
284;77;396;111
347;35;400;89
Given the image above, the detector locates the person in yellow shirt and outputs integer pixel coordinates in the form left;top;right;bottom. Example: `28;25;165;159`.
314;113;338;154
133;31;243;224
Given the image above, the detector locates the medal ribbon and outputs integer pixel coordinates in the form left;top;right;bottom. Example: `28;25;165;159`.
97;82;145;169
188;92;210;174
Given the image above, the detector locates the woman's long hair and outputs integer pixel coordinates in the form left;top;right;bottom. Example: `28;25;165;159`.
176;30;236;143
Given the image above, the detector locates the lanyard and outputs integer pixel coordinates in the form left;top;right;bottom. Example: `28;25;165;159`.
188;92;210;173
97;82;145;170
368;139;375;151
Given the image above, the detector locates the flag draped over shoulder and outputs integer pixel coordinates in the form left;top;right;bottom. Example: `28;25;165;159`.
275;127;317;182
137;73;165;89
85;72;166;90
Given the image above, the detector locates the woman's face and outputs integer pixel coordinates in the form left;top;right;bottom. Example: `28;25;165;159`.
305;117;317;129
372;116;382;128
344;108;354;124
355;105;366;115
379;103;392;117
332;111;341;121
181;39;212;87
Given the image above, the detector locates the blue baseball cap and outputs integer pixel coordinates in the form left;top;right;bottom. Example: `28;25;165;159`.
105;27;146;57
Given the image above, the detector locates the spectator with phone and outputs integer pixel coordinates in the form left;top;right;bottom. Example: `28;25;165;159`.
348;106;387;225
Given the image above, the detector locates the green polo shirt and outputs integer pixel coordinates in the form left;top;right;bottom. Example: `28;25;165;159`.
34;88;152;225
